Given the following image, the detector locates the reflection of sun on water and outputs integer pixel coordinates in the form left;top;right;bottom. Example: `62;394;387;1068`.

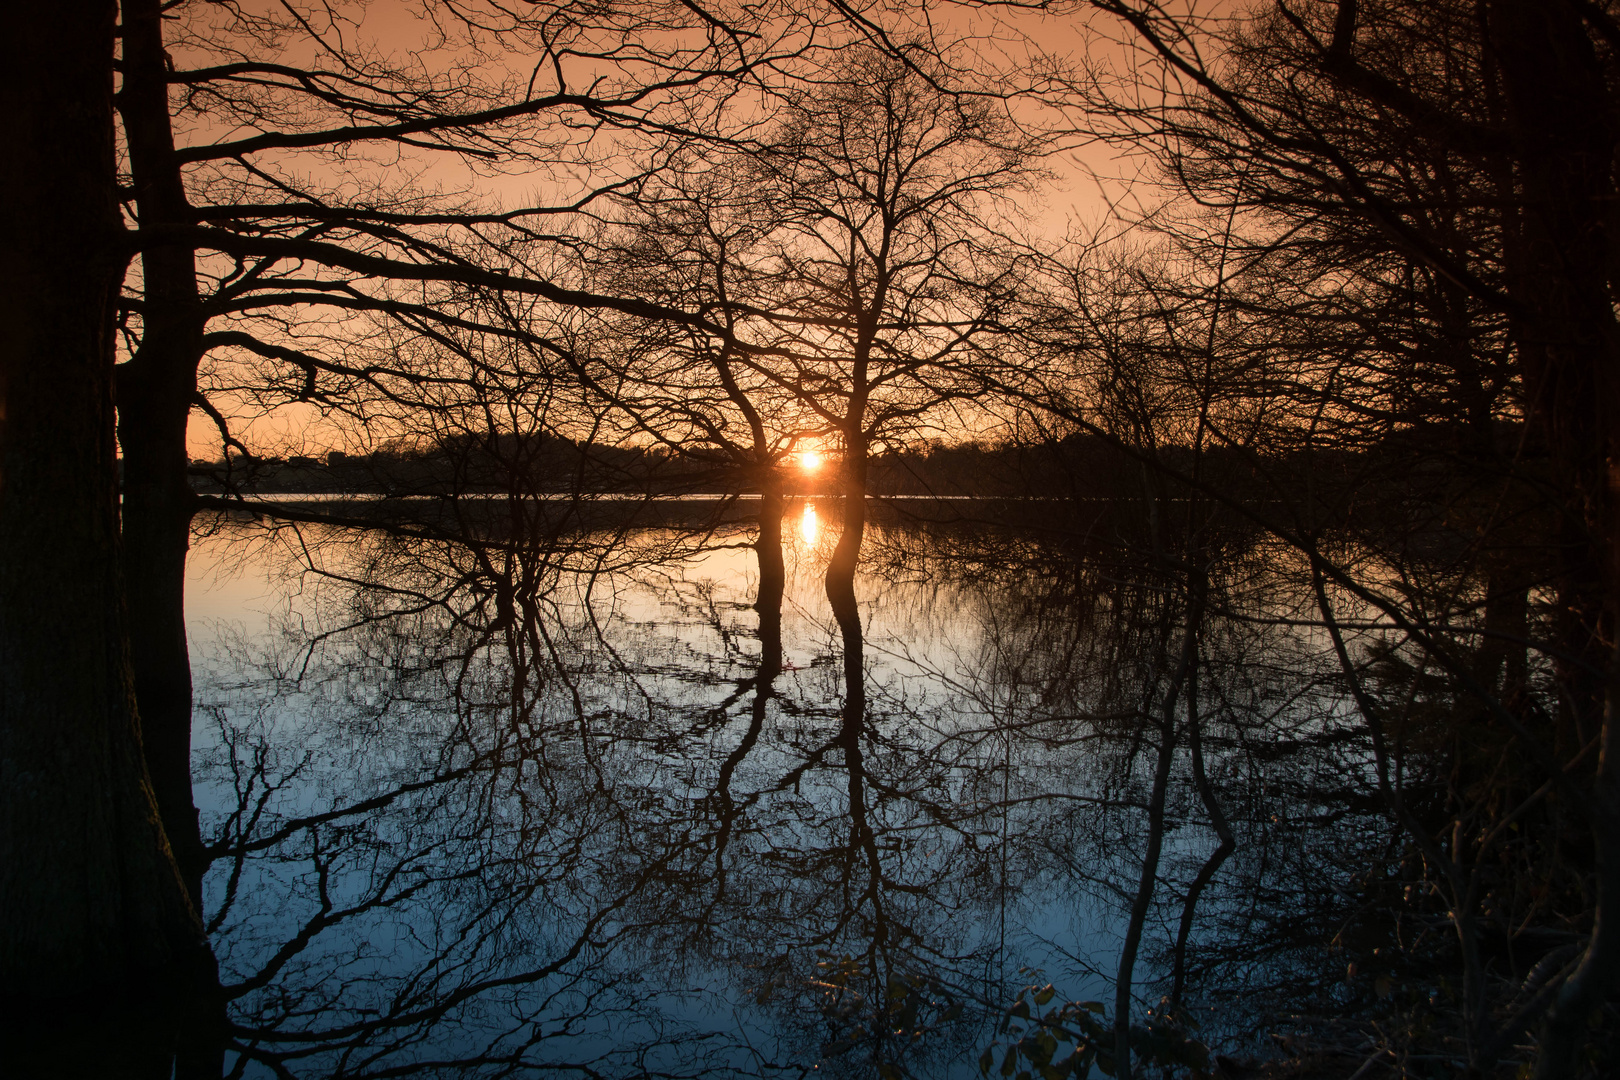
799;503;819;544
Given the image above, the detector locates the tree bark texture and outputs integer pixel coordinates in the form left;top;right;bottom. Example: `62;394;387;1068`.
118;0;209;906
0;0;203;1003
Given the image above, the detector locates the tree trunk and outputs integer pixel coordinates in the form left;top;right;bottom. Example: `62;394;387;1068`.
117;0;209;907
1481;4;1620;1072
757;478;786;665
826;430;868;693
0;0;204;1013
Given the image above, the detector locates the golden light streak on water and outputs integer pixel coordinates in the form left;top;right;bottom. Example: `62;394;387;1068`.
799;502;819;545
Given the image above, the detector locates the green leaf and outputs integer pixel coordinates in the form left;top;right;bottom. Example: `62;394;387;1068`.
979;1048;996;1075
1034;984;1056;1006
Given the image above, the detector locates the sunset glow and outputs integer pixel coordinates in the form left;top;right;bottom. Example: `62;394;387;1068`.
799;502;819;544
24;2;1594;1069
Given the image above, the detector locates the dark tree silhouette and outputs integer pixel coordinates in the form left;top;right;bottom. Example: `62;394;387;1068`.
114;0;848;908
989;0;1620;1072
0;0;205;1046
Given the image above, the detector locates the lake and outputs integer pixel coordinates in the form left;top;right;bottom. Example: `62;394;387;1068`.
184;497;1379;1079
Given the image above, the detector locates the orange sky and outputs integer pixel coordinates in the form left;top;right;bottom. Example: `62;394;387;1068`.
169;0;1231;459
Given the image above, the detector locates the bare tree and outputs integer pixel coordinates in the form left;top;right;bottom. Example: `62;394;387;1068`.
722;48;1041;650
978;0;1620;1072
527;50;1046;691
114;0;860;908
570;176;820;653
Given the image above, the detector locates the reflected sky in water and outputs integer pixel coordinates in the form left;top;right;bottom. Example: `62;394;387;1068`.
183;503;1371;1078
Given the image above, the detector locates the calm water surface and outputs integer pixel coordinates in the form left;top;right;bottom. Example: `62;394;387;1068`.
184;500;1373;1078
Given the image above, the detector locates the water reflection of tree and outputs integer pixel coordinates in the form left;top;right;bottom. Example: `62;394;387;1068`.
861;514;1419;1054
193;492;1472;1077
191;518;991;1076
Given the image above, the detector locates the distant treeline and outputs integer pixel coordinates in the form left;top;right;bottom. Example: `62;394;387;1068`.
186;432;1168;497
187;418;1544;524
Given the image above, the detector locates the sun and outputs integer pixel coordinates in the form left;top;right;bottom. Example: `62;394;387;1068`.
800;450;823;472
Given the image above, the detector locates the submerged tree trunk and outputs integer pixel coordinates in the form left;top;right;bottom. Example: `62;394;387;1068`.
117;0;208;907
0;0;205;1030
757;479;787;664
826;431;868;691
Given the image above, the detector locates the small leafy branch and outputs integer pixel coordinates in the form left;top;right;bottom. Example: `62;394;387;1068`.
980;980;1210;1080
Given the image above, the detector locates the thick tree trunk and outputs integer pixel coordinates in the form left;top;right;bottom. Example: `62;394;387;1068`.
1485;2;1620;1072
825;431;868;693
757;479;786;664
0;0;205;1018
117;0;209;906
